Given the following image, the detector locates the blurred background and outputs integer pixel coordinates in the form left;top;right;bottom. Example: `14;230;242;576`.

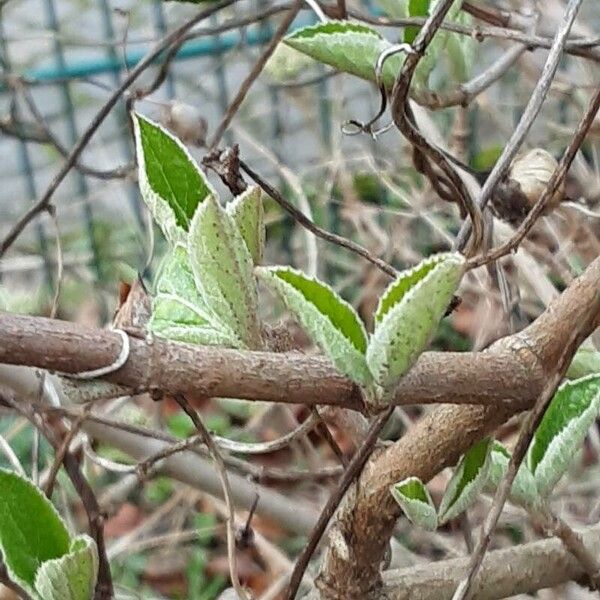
1;1;600;598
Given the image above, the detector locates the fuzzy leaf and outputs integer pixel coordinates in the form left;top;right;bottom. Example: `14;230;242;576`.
567;347;600;379
367;252;465;394
34;535;98;600
390;476;437;531
188;196;262;349
0;469;70;595
284;22;403;89
226;186;265;265
256;266;372;386
486;441;539;509
438;437;492;524
149;246;239;347
132;112;214;244
527;375;600;497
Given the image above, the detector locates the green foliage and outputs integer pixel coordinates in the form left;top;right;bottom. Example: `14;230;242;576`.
256;266;372;387
566;347;600;379
405;0;431;44
0;469;97;599
188;196;262;349
390;476;437;530
34;535;99;600
150;245;238;347
486;441;539;509
285;1;475;91
284;22;404;89
438;437;492;524
527;375;600;496
226;186;265;265
367;253;465;395
132;112;214;244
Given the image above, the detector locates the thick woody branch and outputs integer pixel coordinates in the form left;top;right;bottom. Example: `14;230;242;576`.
382;524;600;600
315;255;600;598
0;317;539;413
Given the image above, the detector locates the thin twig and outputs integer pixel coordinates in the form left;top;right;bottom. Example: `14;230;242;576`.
453;0;585;252
240;159;397;278
453;282;600;599
0;0;237;258
285;406;394;599
467;82;600;269
173;394;250;600
208;1;302;149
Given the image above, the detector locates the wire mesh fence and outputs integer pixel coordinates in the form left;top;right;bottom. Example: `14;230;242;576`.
0;0;390;314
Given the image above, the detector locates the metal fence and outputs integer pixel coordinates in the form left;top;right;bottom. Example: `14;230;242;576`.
0;0;387;310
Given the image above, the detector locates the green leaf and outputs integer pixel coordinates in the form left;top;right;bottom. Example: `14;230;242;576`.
527;375;600;497
405;0;430;44
567;347;600;379
438;437;492;524
34;535;98;600
390;476;437;531
132;112;214;244
486;441;540;509
226;186;265;265
150;245;239;347
284;22;404;89
367;252;464;394
0;468;70;595
256;266;372;387
188;196;262;349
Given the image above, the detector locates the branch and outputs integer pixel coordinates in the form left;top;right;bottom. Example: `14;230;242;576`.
315;255;600;598
0;312;553;412
381;524;600;600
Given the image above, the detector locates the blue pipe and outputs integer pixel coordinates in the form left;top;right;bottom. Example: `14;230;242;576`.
23;16;316;85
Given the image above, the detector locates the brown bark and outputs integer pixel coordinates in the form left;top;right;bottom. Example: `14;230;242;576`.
316;255;600;598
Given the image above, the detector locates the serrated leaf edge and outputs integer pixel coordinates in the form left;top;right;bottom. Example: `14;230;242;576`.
0;468;71;596
188;196;261;349
390;476;438;531
438;438;492;524
131;112;217;244
528;375;600;496
256;266;372;387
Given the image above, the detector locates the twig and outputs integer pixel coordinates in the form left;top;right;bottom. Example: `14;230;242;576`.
239;159;398;278
2;394;114;600
388;0;484;253
453;279;600;600
453;0;585;253
532;506;600;590
208;1;302;149
44;406;90;498
285;406;394;599
313;407;347;466
0;0;237;258
467;82;600;269
173;394;250;600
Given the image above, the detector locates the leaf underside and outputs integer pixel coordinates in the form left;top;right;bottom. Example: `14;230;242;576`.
390;476;438;531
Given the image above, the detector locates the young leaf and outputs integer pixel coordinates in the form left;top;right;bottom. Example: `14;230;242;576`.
366;252;465;394
405;0;431;44
34;535;98;600
486;441;539;509
566;347;600;379
256;266;373;387
527;375;600;497
0;468;70;595
132;112;215;244
188;195;262;349
390;476;437;531
438;437;492;524
226;186;265;265
284;22;403;89
150;245;240;347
